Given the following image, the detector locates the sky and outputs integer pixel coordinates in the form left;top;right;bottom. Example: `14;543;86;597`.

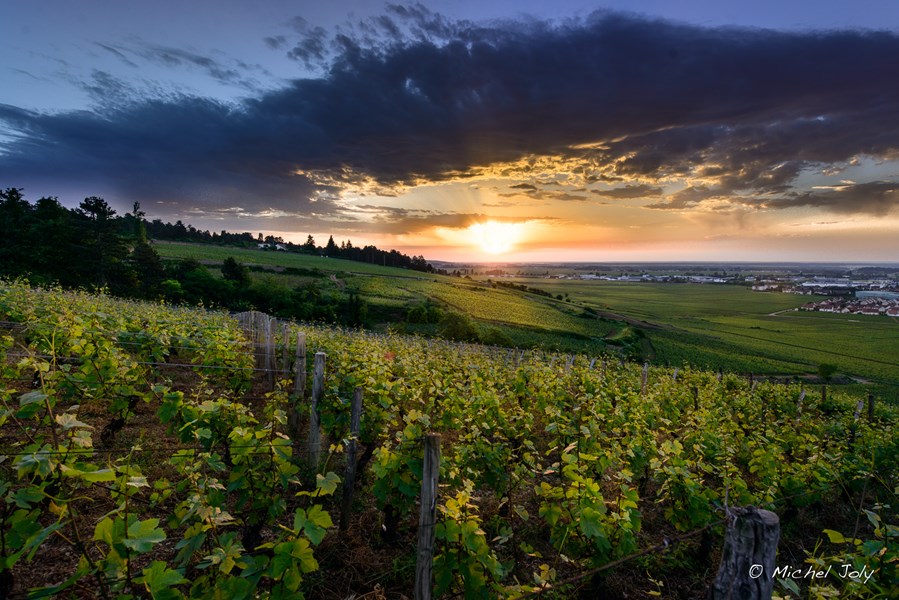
2;1;899;262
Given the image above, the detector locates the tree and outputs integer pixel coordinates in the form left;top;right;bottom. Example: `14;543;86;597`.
342;292;367;326
78;196;117;222
439;312;479;342
130;242;166;297
0;188;34;276
818;363;838;382
75;196;128;288
127;201;147;243
303;235;317;254
221;257;250;287
325;235;338;257
31;197;79;284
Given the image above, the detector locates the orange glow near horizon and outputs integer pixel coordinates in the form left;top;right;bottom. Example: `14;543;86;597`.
466;221;526;255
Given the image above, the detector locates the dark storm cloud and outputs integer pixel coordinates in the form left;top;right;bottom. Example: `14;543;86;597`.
0;97;331;214
3;9;899;220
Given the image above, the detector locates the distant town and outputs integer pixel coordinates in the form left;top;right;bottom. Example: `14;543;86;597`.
799;296;899;317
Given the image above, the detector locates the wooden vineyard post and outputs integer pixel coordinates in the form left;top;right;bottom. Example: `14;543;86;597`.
415;434;441;600
821;384;827;405
281;322;290;372
288;332;307;442
867;393;875;421
308;352;326;468
340;387;364;532
641;362;649;396
710;507;780;600
265;317;275;390
294;333;307;397
692;385;699;412
672;367;678;382
850;399;864;447
795;389;806;422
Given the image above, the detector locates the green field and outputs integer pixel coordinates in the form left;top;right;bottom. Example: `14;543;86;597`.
153;241;616;352
506;278;899;399
153;241;435;278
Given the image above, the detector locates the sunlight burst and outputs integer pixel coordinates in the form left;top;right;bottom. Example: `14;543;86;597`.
467;221;525;254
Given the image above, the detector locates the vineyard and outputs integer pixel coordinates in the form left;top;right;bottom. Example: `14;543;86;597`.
1;281;897;599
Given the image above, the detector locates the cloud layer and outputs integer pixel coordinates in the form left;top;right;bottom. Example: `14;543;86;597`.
3;7;899;225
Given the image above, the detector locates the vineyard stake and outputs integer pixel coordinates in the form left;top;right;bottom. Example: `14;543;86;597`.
256;311;265;369
281;322;290;371
709;507;780;600
867;393;875;421
308;352;326;467
641;362;648;396
266;316;275;390
340;387;364;532
415;434;441;600
850;399;864;448
288;332;307;442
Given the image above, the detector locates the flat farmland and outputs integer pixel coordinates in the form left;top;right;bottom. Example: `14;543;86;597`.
506;279;899;397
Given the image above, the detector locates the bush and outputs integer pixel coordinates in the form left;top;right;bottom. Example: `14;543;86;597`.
406;300;443;324
481;327;513;347
407;304;427;324
439;312;479;342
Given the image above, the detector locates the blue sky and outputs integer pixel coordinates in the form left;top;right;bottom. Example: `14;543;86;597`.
2;1;899;261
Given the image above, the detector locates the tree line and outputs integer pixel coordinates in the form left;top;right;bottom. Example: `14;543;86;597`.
0;188;160;294
145;221;436;273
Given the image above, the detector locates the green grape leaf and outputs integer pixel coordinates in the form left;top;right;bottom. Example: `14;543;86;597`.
124;518;167;553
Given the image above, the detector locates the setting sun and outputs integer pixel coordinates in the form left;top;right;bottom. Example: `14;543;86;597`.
467;221;525;254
